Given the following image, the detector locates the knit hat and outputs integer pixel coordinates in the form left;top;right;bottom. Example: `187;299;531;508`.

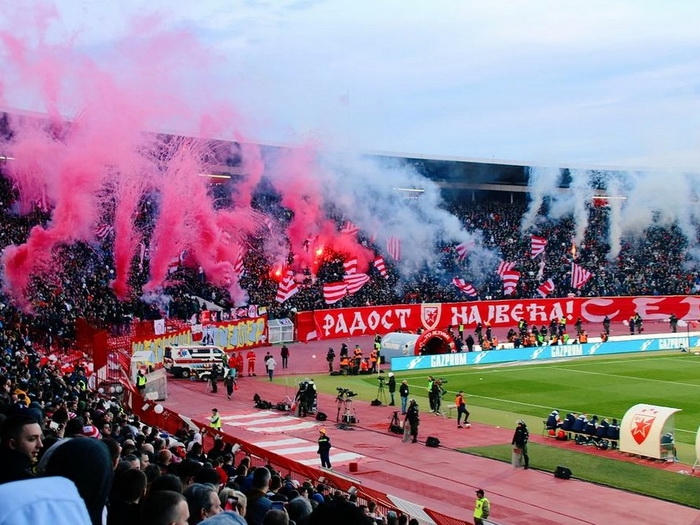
82;425;101;439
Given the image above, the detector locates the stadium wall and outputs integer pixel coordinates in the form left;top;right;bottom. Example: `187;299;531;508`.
296;295;700;341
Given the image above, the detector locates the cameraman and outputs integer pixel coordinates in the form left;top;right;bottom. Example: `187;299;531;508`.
387;373;396;406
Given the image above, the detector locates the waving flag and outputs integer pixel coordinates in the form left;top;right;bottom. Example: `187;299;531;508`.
233;250;245;277
387;236;401;261
275;274;299;303
502;271;521;296
344;272;370;294
323;282;348;304
531;236;547;258
571;263;592;289
95;224;114;240
340;221;359;236
343;258;358;275
167;251;186;274
537;278;555;297
373;256;389;278
452;278;477;297
455;243;469;261
497;261;516;276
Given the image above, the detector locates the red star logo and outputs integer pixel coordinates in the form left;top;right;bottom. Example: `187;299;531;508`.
630;414;655;445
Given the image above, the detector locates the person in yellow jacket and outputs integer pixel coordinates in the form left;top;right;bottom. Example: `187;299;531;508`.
209;408;222;430
473;488;491;525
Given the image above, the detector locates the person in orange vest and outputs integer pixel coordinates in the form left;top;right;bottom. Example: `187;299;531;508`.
359;358;369;374
353;345;363;358
246;350;257;377
600;331;609;342
482;339;492;350
235;352;244;377
579;331;588;343
227;353;236;370
369;350;378;373
339;356;350;375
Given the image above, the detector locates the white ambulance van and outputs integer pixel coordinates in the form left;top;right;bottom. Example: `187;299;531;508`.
163;345;226;379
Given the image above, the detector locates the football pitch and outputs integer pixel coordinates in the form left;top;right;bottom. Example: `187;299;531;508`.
394;350;700;445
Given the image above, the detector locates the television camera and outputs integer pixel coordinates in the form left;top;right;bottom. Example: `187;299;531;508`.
336;387;357;400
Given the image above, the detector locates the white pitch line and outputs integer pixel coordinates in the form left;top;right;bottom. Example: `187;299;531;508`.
298;452;364;465
226;416;299;426
220;411;277;421
246;421;318;432
251;438;307;447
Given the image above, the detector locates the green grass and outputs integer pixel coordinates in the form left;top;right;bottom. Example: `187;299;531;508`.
275;350;700;507
464;443;700;508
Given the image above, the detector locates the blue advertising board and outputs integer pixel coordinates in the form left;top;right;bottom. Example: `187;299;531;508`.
390;334;700;372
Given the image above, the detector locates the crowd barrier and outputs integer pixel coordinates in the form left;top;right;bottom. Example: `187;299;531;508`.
127;389;469;525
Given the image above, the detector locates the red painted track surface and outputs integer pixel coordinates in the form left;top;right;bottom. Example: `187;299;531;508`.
162;321;700;525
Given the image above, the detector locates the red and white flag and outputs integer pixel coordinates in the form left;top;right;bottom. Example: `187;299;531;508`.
497;261;516;276
167;251;186;274
373;256;389;278
531;236;547;258
344;272;370;294
502;271;521;296
387;236;401;261
233;250;245;277
455;243;469;261
452;278;477;297
323;282;348;304
343;258;358;275
275;274;299;303
537;278;555;297
571;263;592;289
95;224;114;240
340;221;359;236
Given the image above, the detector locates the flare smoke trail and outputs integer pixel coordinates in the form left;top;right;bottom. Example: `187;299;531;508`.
0;2;495;309
522;165;700;264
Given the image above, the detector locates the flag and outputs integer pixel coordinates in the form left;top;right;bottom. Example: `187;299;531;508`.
340;221;359;236
531;236;547;258
387;236;401;261
233;250;245;277
502;271;521;296
323;282;348;304
275;274;299;303
95;224;114;240
373;256;389;279
455;243;469;261
571;263;592;289
452;278;477;297
536;258;546;281
537;278;555;298
167;251;186;274
344;272;370;294
343;258;358;275
497;261;516;276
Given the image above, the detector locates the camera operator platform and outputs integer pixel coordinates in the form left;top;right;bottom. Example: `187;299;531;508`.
335;387;359;425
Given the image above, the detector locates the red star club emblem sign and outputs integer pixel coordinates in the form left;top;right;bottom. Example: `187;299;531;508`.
630;414;656;445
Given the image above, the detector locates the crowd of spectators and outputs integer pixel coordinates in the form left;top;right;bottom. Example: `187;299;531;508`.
0;312;416;524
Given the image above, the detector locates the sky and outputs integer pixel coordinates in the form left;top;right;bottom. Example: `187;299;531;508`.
3;0;700;170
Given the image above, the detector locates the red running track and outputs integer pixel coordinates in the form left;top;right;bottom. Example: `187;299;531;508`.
162;322;700;525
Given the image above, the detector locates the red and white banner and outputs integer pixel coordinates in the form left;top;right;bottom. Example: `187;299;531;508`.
323;282;348;304
455;243;469;261
387;236;401;261
537;278;555;297
340;221;359;236
373;256;388;279
502;271;521;296
452;278;477;297
275;275;299;303
497;261;516;276
295;295;700;341
531;236;547;258
344;272;370;294
571;262;592;289
343;258;358;275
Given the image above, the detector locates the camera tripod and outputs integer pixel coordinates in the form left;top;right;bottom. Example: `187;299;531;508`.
335;395;358;424
375;380;388;406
